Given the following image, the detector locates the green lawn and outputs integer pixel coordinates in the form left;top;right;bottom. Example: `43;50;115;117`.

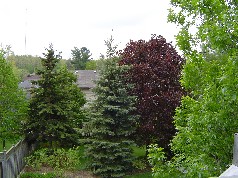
132;145;147;157
129;145;152;178
125;172;152;178
0;140;18;152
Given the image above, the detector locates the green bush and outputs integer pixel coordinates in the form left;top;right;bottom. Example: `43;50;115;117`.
132;159;147;171
148;144;182;178
25;147;81;172
47;147;80;170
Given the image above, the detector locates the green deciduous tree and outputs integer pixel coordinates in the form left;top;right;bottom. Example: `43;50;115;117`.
176;54;235;176
0;50;28;148
70;47;92;70
7;54;75;78
0;44;14;58
9;61;29;82
85;60;97;70
149;1;238;177
64;59;75;71
7;55;42;75
168;0;237;55
83;57;138;177
25;45;86;148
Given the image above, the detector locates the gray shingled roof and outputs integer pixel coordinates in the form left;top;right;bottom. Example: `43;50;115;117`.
19;70;98;90
75;70;98;89
19;80;34;89
19;75;40;89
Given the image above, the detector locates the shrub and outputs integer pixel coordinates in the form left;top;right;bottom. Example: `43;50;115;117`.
25;147;81;173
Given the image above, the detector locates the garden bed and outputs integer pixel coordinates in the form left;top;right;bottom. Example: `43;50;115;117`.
21;166;98;178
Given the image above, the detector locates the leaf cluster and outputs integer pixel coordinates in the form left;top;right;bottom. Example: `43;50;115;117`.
168;0;238;55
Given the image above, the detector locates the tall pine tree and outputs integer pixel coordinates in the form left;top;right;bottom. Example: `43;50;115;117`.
25;45;86;148
83;57;138;177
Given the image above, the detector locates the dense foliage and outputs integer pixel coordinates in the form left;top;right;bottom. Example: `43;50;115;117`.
0;50;28;147
119;35;185;157
7;55;42;76
6;55;74;80
83;57;138;177
25;147;81;172
168;0;237;56
85;60;97;70
149;1;238;177
70;47;92;70
25;45;86;148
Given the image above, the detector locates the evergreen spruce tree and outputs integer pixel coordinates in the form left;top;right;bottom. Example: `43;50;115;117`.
25;45;86;148
83;57;138;178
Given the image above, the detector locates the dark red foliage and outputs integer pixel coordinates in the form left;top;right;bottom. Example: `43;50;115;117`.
119;35;185;157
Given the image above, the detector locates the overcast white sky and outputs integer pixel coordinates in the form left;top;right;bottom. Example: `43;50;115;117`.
0;0;179;59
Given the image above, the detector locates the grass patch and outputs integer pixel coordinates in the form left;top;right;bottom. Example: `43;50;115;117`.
130;145;152;177
132;145;146;157
0;140;18;152
75;145;89;170
125;172;152;178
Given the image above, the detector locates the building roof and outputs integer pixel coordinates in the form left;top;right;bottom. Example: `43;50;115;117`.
19;70;98;90
19;75;40;89
75;70;98;89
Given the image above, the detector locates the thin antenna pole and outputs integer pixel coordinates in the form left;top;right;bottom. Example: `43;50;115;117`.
25;8;27;55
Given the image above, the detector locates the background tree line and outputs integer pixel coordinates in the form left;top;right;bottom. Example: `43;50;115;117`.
6;46;98;81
